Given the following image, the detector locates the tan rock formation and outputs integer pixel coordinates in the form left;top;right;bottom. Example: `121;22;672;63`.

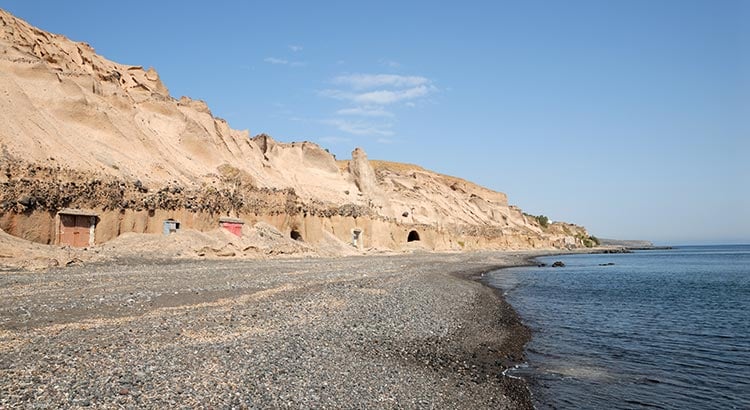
348;148;379;195
0;9;593;259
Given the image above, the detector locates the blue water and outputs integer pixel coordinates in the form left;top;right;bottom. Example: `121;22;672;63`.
485;245;750;409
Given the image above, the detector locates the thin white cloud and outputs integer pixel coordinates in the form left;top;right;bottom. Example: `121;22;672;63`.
320;72;436;140
353;85;432;105
289;45;303;52
333;74;430;90
322;73;435;106
264;57;306;67
320;85;433;105
319;89;351;100
336;107;394;118
264;57;288;65
322;119;394;137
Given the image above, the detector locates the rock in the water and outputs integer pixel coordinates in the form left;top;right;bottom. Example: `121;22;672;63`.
551;261;565;267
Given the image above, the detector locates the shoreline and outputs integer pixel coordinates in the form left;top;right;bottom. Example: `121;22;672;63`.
447;248;620;409
0;250;587;408
447;252;551;410
475;245;750;409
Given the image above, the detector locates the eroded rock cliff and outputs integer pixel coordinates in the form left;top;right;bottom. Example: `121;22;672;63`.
0;9;592;256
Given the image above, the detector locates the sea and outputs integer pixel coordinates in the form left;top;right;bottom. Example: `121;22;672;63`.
485;245;750;409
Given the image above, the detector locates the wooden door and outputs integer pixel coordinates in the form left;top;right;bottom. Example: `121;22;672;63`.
222;223;242;237
59;215;91;247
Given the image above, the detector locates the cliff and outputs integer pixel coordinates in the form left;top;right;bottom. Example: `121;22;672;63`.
0;9;592;262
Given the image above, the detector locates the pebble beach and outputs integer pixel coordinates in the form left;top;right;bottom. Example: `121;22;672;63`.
0;251;540;409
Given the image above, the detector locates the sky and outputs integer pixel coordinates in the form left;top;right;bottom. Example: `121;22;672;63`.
2;1;748;244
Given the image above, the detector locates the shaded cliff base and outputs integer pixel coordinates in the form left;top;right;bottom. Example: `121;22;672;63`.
0;224;345;271
0;165;595;272
0;222;576;272
0;164;618;272
0;159;610;272
1;211;608;271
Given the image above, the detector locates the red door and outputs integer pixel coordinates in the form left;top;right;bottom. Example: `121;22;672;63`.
221;222;242;237
60;215;91;247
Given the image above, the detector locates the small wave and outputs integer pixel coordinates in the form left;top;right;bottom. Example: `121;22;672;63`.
543;364;615;381
502;363;527;380
623;399;667;409
635;377;662;384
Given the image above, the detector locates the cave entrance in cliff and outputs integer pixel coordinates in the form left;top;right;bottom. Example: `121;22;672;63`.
290;229;303;242
352;228;362;248
407;230;420;242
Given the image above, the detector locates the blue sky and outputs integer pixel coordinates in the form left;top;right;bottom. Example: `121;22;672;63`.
3;1;748;244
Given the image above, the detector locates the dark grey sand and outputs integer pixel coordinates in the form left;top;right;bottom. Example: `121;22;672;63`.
0;251;543;409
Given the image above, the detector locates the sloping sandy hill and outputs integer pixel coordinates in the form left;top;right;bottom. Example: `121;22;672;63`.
0;9;357;205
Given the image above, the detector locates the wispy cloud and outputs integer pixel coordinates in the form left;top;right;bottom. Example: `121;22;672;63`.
354;86;432;105
264;57;307;67
333;74;430;91
321;86;432;105
322;74;435;106
336;107;394;118
289;45;303;52
320;72;436;138
322;119;394;137
264;57;288;65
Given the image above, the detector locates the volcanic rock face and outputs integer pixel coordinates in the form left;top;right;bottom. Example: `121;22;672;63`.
0;9;591;253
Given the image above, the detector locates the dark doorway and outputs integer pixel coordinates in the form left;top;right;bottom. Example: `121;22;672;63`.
407;230;420;242
290;229;303;241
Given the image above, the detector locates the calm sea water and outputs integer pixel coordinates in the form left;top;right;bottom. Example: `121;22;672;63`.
485;245;750;409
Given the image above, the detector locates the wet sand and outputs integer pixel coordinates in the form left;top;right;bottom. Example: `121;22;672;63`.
0;251;546;408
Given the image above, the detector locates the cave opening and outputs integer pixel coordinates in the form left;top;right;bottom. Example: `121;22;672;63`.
290;229;303;241
407;230;420;242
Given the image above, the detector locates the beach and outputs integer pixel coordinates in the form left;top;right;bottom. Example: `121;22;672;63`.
0;251;542;409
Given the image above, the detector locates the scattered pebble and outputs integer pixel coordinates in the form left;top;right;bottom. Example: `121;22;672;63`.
0;252;539;409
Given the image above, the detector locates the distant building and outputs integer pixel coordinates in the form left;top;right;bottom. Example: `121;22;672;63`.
219;217;244;237
163;219;180;235
56;209;98;247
